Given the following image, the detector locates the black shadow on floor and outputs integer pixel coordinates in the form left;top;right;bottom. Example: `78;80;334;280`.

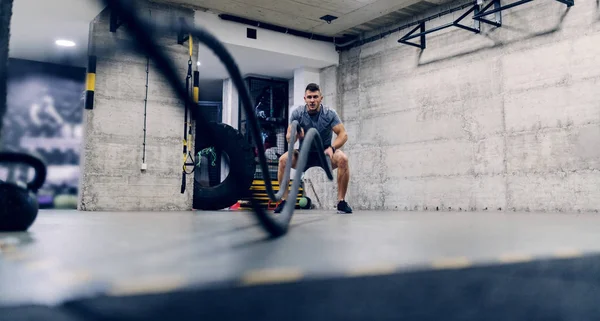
4;253;600;321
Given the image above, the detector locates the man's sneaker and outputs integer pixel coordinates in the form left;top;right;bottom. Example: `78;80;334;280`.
274;200;287;213
337;200;353;214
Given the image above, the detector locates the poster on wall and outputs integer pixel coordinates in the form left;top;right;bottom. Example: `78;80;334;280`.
0;58;86;208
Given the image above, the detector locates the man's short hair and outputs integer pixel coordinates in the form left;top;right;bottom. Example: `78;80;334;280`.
305;83;321;93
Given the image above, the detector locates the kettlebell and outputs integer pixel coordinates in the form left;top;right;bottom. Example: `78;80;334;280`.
0;152;47;232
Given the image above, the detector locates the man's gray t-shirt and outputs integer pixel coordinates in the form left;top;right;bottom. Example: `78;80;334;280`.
289;104;341;152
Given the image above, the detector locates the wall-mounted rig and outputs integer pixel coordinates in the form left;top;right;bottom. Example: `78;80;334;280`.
398;0;574;49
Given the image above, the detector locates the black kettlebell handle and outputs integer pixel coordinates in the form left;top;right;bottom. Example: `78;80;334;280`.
0;152;47;192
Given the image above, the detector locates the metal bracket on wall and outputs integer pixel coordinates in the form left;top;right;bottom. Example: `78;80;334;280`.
398;0;575;49
474;0;574;24
398;22;426;49
472;0;503;26
110;9;123;32
177;17;190;45
398;4;496;49
555;0;574;6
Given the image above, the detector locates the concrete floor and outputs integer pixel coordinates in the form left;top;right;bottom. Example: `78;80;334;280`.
1;209;600;307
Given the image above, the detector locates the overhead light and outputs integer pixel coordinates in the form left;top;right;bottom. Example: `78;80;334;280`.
197;61;201;66
55;40;76;47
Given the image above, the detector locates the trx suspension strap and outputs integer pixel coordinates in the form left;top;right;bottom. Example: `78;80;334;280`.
180;33;197;194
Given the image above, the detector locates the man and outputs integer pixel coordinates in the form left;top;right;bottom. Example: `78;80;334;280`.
274;83;352;214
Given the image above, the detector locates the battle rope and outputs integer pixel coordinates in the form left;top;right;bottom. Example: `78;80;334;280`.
100;0;334;237
0;0;12;137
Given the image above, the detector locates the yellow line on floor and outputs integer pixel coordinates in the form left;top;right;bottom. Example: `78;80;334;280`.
346;264;398;277
52;270;93;287
240;268;304;286
108;275;187;296
498;253;533;264
553;248;583;259
0;240;19;258
0;248;28;261
431;257;471;269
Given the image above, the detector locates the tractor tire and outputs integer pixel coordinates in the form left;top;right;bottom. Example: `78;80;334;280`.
193;122;255;210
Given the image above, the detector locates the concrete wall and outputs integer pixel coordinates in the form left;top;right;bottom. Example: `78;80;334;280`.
79;1;197;211
317;0;600;212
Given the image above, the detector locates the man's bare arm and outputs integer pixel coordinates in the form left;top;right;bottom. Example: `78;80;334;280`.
331;123;348;150
286;124;292;142
286;124;304;143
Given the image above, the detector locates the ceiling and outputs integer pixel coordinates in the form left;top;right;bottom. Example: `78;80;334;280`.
164;0;450;38
7;0;449;76
8;0;105;67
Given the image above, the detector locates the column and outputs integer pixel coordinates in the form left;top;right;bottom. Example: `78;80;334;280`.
221;78;239;129
292;67;321;112
220;78;240;182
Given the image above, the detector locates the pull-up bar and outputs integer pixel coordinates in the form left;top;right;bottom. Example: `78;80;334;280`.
398;0;574;49
398;4;488;48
